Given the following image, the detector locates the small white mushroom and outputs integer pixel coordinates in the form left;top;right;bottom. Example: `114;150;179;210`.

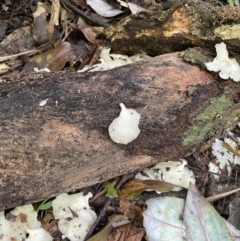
39;99;48;106
108;103;141;144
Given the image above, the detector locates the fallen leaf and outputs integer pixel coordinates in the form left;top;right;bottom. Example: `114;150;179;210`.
119;178;176;199
32;2;48;45
29;42;77;71
76;18;103;44
108;224;145;241
103;181;118;198
86;0;124;17
184;183;233;241
143;184;239;241
224;220;240;240
81;26;104;44
128;2;146;14
87;215;129;241
47;0;60;42
143;196;186;241
119;200;143;227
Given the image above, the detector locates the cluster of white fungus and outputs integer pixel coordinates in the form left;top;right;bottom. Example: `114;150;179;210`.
108;103;141;144
0;204;52;241
205;42;240;82
52;192;97;241
136;159;195;191
78;47;149;72
210;134;240;179
0;192;96;241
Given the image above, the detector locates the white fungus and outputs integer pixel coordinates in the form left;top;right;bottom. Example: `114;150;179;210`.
0;204;52;241
210;136;240;179
78;47;149;72
26;228;53;241
136;160;196;191
108;103;141;144
52;192;97;241
205;42;240;82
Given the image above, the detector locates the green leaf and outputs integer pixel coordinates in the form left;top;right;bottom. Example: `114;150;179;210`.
38;200;52;211
103;181;118;198
184;184;233;241
227;0;234;6
34;199;52;212
143;197;186;241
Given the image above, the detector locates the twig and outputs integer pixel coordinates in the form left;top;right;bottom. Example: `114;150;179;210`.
187;165;236;180
206;187;240;202
0;50;38;62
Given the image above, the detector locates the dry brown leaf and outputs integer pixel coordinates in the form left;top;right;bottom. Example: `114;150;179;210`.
28;42;77;71
87;215;129;241
119;178;176;199
47;0;60;42
108;224;145;241
32;2;48;45
77;18;88;29
119;200;143;227
81;27;104;44
76;18;103;44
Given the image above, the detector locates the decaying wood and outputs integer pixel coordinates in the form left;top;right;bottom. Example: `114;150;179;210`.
0;53;239;209
104;0;240;56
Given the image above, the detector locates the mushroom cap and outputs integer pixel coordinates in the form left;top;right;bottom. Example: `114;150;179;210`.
109;103;141;144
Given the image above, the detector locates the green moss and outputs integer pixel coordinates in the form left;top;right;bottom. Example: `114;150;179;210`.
182;89;240;146
182;47;211;68
158;10;170;21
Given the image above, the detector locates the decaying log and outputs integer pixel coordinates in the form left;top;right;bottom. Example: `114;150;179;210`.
104;0;240;56
0;52;240;209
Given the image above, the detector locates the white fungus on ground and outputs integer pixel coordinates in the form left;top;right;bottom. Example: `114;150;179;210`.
136;160;196;191
52;192;97;241
205;42;240;82
108;103;141;144
210;135;240;179
0;204;52;241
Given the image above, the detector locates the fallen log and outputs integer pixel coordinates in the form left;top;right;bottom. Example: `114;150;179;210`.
104;0;240;56
0;52;239;209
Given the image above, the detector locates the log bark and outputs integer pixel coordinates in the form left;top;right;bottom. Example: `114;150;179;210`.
104;0;240;56
0;52;239;209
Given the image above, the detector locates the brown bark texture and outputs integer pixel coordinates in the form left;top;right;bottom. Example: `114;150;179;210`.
0;53;240;209
104;0;240;56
